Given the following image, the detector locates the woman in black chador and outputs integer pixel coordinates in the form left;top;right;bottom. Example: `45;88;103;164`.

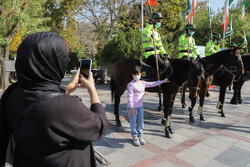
0;32;109;167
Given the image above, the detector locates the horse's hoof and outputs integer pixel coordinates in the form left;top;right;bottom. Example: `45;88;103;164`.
189;116;196;123
158;106;162;111
230;99;237;105
221;113;226;117
200;115;206;121
165;130;173;138
116;121;122;127
168;127;175;134
182;102;187;108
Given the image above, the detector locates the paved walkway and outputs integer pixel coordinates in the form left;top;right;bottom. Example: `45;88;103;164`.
1;78;250;167
62;77;250;167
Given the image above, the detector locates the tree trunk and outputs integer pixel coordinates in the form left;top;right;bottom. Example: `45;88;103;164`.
0;47;3;90
0;44;10;90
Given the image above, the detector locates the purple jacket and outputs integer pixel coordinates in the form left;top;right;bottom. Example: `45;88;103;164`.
127;80;164;108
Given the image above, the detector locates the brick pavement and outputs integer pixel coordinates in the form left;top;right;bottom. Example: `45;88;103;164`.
1;78;250;167
62;77;250;167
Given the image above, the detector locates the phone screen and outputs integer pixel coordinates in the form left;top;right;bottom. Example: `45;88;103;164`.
79;59;92;78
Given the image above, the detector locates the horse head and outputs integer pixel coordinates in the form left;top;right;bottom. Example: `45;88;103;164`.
188;60;205;98
224;47;244;81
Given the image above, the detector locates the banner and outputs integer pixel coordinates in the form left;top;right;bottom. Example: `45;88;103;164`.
208;0;213;20
241;1;249;20
145;0;157;6
222;0;229;39
225;15;233;38
243;30;248;48
185;0;192;22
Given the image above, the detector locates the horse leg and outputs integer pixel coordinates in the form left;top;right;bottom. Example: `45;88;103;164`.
161;92;173;138
237;79;244;104
216;86;226;117
168;94;177;134
181;83;187;108
158;87;162;111
114;93;122;126
198;85;207;121
188;93;197;122
230;81;238;105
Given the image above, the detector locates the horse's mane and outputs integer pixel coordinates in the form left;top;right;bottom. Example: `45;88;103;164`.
170;58;203;74
242;55;250;71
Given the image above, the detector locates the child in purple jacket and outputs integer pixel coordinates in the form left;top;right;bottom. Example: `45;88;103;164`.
127;66;169;146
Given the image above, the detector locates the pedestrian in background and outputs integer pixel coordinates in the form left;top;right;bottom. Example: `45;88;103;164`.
127;66;169;146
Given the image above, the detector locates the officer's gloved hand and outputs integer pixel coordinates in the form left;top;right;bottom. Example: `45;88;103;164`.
196;55;201;60
164;54;170;67
149;18;155;24
164;54;170;60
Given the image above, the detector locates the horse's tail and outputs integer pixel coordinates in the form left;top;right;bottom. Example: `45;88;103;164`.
110;75;116;103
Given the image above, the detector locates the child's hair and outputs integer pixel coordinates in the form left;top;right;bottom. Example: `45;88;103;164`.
132;66;141;74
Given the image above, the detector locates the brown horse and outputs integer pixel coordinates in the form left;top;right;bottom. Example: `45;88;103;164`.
183;48;244;122
111;58;204;138
230;55;250;104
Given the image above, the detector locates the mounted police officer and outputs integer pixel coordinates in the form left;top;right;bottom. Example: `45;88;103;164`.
205;32;221;56
226;42;237;49
178;24;200;60
142;12;170;74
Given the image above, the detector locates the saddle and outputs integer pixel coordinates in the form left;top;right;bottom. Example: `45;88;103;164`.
140;59;173;81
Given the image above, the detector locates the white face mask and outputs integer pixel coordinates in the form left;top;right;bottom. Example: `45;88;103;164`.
133;75;141;81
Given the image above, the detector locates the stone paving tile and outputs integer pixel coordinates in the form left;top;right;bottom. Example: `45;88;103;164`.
213;134;240;145
104;151;136;167
177;149;212;167
201;137;231;151
215;146;250;167
94;142;117;156
233;140;250;152
148;135;179;151
120;145;155;163
175;128;200;138
155;160;178;167
189;142;223;159
202;159;230;167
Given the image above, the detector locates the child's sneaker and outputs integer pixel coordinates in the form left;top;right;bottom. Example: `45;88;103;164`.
138;137;146;145
132;137;140;146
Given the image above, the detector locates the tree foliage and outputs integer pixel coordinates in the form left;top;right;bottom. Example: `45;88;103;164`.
96;28;143;64
44;0;84;52
192;0;250;53
0;0;50;88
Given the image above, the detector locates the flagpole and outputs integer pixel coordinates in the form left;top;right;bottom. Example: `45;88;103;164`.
148;1;160;81
141;0;144;42
229;14;232;44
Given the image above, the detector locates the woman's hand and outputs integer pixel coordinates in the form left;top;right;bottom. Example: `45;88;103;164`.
66;69;84;95
79;72;96;92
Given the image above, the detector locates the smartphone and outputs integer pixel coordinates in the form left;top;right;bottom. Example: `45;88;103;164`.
79;59;92;78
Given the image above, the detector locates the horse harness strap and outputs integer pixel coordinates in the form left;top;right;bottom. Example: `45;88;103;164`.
13;92;64;130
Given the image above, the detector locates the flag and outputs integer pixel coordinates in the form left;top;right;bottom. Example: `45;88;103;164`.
243;30;248;48
229;0;234;6
191;0;197;17
222;0;229;39
186;0;197;23
241;1;249;20
208;0;213;20
145;0;157;6
185;0;193;22
225;16;233;38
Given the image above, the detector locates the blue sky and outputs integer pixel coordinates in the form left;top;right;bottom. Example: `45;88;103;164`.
210;0;239;12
